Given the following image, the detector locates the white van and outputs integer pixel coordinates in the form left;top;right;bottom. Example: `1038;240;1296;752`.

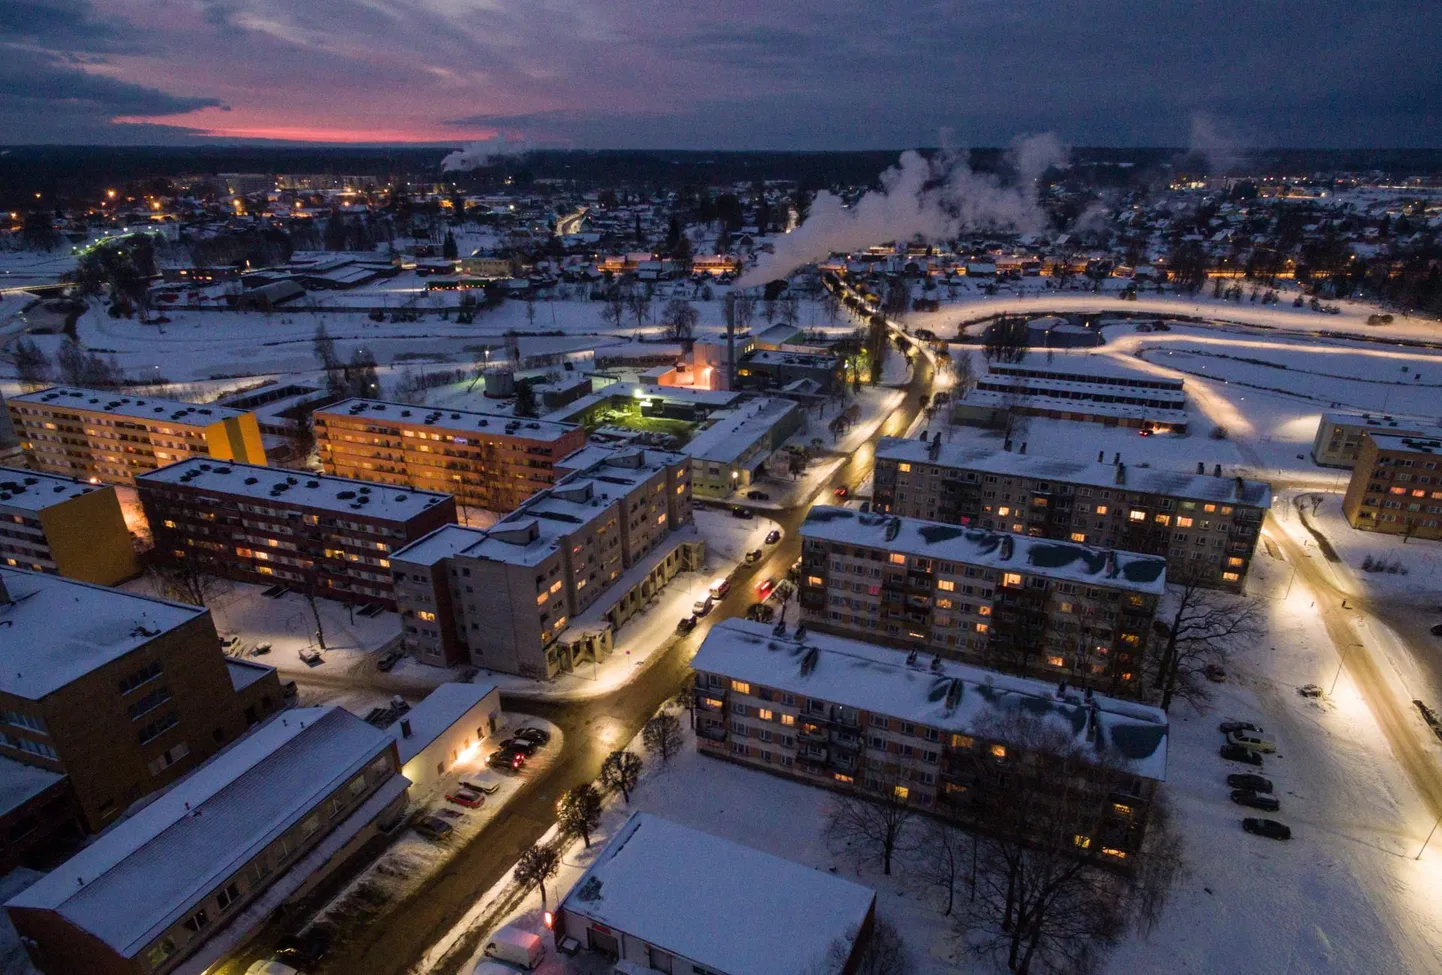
482;924;544;970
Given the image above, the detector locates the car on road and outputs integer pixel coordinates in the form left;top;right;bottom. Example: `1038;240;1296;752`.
275;927;332;971
765;529;781;545
487;749;524;773
245;961;302;975
693;597;713;617
676;615;697;635
1242;818;1292;840
747;490;771;501
1138;429;1153;437
446;787;485;809
731;506;754;519
1220;743;1264;766
757;578;776;599
461;779;500;795
1226;732;1277;754
414;815;455;840
515;727;551;747
745;549;762;564
1230;789;1280;812
1219;721;1263;736
1226;773;1273;793
376;648;404;672
833;486;850;499
709;579;731;600
499;738;536;757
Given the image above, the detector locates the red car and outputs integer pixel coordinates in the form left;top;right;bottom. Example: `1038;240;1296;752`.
757;578;776;599
445;787;484;809
833;486;850;499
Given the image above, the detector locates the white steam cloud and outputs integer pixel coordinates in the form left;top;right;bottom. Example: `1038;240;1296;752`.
1187;113;1248;174
440;135;531;173
736;133;1067;287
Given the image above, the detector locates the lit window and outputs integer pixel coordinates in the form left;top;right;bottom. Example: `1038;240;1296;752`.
731;680;751;695
976;622;989;633
1154;513;1171;525
989;744;1006;759
536;591;548;606
937;579;955;591
1002;572;1022;587
780;714;796;726
951;734;974;749
656;513;667;525
1073;834;1092;849
1069;532;1086;543
257;566;274;576
1102;847;1128;859
1222;571;1240;582
550;580;563;594
889;553;906;565
163;519;177;529
1046;655;1065;667
1128;510;1146;522
757;709;774;721
834;774;854;784
898;463;911;472
1095;505;1108;515
997;506;1010;517
977;605;992;616
1113;802;1134;817
807;575;824;586
1204;504;1216;513
893;785;909;800
936;598;953;610
1176;516;1193;527
416;610;436;621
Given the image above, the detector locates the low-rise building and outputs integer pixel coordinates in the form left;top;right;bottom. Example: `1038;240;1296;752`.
314;399;587;514
951;361;1188;433
8;386;266;486
736;348;845;393
692;617;1168;857
873;437;1270;589
799;506;1165;698
0;567;282;834
1312;411;1439;468
1343;432;1442;539
681;396;804;497
557;811;876;975
385;682;503;795
0;466;138;584
6;706;409;975
137;458;457;608
392;447;699;677
0;757;83;873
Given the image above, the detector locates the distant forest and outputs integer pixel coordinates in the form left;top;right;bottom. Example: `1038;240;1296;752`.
3;145;1442;209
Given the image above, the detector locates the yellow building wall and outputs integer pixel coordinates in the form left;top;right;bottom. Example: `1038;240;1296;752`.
40;487;139;586
204;415;267;465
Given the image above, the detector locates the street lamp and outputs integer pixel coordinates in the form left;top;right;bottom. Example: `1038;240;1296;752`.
1330;642;1363;696
1418;809;1442;860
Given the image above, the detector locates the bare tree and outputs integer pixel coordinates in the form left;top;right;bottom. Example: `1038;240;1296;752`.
10;338;51;389
303;577;329;650
813;917;908;975
154;559;224;608
601;288;626;330
513;844;560;909
824;767;916;876
557;784;602;847
600;749;644;804
996;390;1030;441
660;298;698;343
643;712;683;764
1152;583;1264;711
914;818;970;916
733;291;756;331
952;350;976;399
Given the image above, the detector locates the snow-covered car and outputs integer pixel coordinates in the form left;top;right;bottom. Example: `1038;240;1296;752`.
1230;789;1280;812
1219;721;1263;736
1242;818;1291;840
1226;732;1277;754
692;597;713;617
1226;773;1272;793
1220;744;1263;766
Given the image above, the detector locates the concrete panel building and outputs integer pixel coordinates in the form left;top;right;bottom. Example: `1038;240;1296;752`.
313;398;587;514
385;682;503;795
0;567;282;834
0;466;138;585
6;706;409;975
873;437;1270;590
951;361;1188;433
137;459;457;608
692;618;1168;857
1343;432;1442;540
1312;411;1438;468
8;387;265;486
681;396;804;498
799;506;1166;699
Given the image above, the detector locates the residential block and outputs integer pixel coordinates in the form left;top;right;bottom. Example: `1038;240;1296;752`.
0;465;138;585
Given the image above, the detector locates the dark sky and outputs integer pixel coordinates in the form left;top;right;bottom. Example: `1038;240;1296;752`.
2;0;1438;148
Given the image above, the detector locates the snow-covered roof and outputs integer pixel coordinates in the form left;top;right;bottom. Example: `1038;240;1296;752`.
0;755;64;818
0;567;206;700
136;458;454;522
681;398;796;465
0;466;106;512
989;357;1184;387
803;506;1168;593
753;323;805;346
390;523;485;567
978;373;1187;406
387;682;498;766
1366;433;1442;456
318;398;581;444
11;386;248;425
225;658;275;692
694;618;1169;781
561;812;875;975
877;437;1272;509
959;386;1189;425
6;707;398;958
1322;411;1438;435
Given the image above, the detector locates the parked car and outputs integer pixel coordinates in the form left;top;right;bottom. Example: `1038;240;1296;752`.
488;749;525;773
515;727;551;747
275;927;332;971
461;779;500;795
1219;721;1263;736
1204;663;1227;682
1242;817;1292;840
764;529;782;545
745;549;762;564
376;649;404;672
709;579;731;600
747;490;771;501
1226;773;1273;793
1226;732;1277;754
446;787;485;809
757;578;776;599
1298;683;1324;698
676;615;698;635
414;815;455;840
499;738;536;757
1220;744;1264;766
438;807;466;821
693;597;713;617
731;506;754;519
1230;789;1280;812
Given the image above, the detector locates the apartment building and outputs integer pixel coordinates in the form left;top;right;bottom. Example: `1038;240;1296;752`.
1312;411;1438;468
313;398;587;514
680;396;804;498
692;617;1168;857
137;459;457;608
1342;433;1442;540
8;386;265;485
951;360;1189;432
7;706;409;975
799;506;1165;698
0;466;138;585
392;446;698;677
0;567;282;834
873;437;1269;590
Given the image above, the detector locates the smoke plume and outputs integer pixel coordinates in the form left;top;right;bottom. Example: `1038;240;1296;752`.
440;135;530;173
1185;113;1248;174
736;133;1067;287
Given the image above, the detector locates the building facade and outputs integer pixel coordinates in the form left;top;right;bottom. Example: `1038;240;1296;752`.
0;567;282;834
798;506;1165;699
392;447;697;677
951;361;1189;433
313;398;587;514
873;437;1269;590
8;387;265;486
693;618;1167;857
137;459;457;608
682;396;804;498
1312;411;1437;468
1342;433;1442;540
0;466;138;585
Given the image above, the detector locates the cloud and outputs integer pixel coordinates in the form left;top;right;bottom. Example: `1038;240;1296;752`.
0;0;130;50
